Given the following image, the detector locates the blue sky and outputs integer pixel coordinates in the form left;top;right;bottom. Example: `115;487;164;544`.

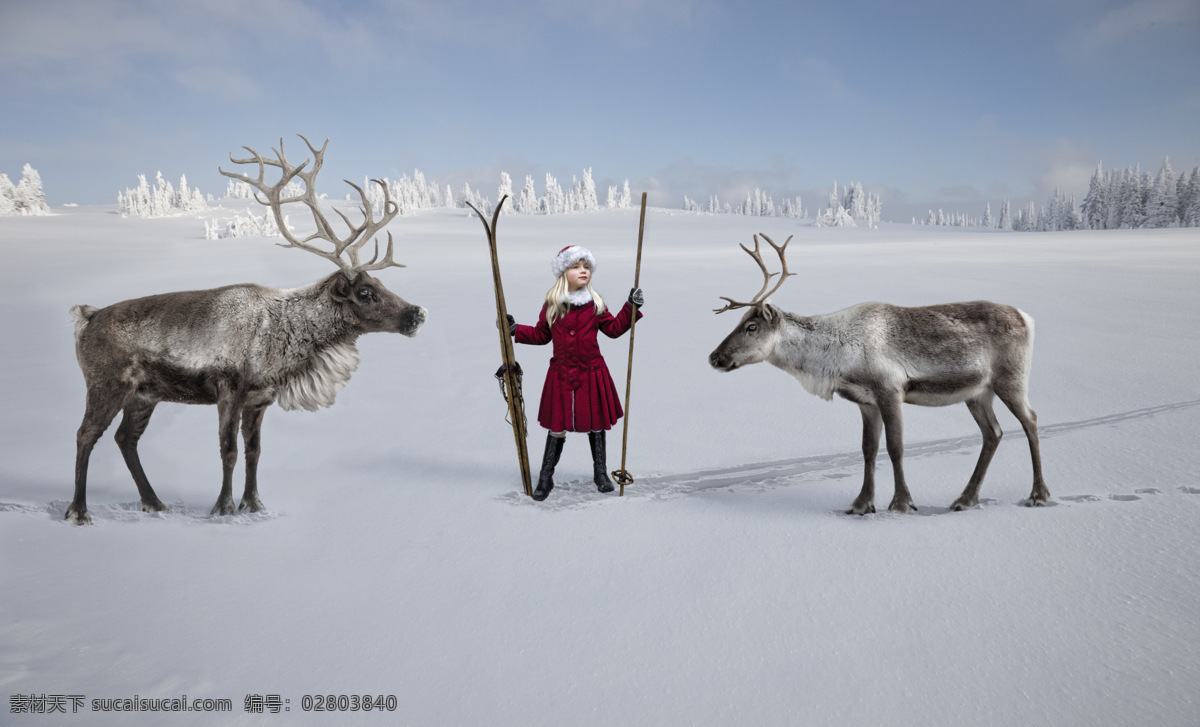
2;0;1197;221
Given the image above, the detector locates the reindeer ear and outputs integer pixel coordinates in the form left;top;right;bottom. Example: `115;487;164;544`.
760;303;781;324
331;275;353;301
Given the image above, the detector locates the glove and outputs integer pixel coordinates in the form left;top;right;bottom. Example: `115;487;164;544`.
506;314;516;337
628;287;644;308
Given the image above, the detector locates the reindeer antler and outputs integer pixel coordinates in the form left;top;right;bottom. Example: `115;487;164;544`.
219;134;404;278
713;234;795;313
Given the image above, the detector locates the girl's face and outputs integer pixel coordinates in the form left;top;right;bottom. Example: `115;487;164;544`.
565;259;591;292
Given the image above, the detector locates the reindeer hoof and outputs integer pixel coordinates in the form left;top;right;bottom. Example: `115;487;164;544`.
1025;486;1051;507
950;497;977;512
887;499;917;514
65;506;92;526
238;495;265;513
141;499;169;514
210;498;236;517
846;502;875;516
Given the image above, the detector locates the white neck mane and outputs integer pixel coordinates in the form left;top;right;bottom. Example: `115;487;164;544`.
274;341;359;412
770;314;844;401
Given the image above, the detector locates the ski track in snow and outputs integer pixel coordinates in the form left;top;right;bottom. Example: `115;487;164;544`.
4;399;1197;523
498;398;1200;512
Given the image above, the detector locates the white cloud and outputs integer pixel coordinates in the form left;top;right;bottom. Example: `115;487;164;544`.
535;0;719;39
173;66;260;101
1034;139;1097;199
0;0;383;89
1060;0;1200;60
777;53;854;102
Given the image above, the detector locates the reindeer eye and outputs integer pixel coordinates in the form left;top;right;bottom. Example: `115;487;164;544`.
746;323;758;332
357;286;377;302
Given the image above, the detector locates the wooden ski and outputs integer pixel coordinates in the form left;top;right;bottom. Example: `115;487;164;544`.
467;196;533;497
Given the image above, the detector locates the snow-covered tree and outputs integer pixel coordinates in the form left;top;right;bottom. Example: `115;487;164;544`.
225;179;255;199
779;196;804;219
460;182;489;214
815;183;856;227
845;182;867;220
0;176;15;214
204;210;292;239
1183;167;1200;227
1175;168;1193;224
1144;157;1179;228
1;164;52;215
998;200;1012;231
1080;164;1108;230
118;172;206;218
12;164;51;215
1117;165;1146;228
579;168;599;211
498;172;514;214
518;175;539;214
0;174;16;215
543;174;564;214
982;202;995;229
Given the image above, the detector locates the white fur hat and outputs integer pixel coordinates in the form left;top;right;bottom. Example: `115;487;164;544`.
551;245;597;279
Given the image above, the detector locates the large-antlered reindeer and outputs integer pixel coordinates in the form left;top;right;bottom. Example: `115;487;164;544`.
66;135;427;525
708;234;1049;514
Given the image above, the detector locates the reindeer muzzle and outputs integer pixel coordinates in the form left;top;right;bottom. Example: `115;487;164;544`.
709;351;737;371
398;306;428;337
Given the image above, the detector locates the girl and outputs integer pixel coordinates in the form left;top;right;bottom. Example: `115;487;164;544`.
509;245;644;501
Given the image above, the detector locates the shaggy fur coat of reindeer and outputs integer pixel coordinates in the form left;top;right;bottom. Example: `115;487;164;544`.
67;136;426;525
709;235;1049;514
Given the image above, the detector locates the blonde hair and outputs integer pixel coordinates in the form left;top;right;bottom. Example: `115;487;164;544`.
545;267;606;327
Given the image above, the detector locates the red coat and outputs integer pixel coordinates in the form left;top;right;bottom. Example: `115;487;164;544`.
515;300;643;432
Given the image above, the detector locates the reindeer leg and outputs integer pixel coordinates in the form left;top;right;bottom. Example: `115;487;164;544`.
69;384;132;525
848;403;882;515
211;383;245;516
114;397;169;514
877;392;917;513
238;402;269;512
997;388;1050;506
952;394;1003;511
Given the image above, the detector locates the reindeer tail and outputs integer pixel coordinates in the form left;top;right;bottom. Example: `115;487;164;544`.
70;305;99;340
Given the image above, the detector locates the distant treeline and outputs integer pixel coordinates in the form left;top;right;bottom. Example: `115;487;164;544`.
920;157;1200;230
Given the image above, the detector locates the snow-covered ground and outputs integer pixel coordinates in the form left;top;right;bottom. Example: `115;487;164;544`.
1;203;1198;726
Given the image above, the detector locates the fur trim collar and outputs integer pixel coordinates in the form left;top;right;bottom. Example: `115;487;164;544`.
566;288;595;307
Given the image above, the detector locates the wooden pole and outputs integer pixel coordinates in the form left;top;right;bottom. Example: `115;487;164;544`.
613;193;647;496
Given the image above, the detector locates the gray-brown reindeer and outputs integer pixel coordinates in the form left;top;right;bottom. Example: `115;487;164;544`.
66;136;427;525
708;234;1049;514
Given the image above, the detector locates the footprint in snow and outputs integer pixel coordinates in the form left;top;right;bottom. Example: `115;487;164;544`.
1060;488;1170;504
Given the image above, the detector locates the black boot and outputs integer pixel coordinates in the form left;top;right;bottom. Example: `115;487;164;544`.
589;431;615;493
532;433;564;501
